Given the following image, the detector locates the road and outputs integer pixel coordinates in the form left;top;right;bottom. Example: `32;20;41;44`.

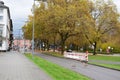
35;53;120;80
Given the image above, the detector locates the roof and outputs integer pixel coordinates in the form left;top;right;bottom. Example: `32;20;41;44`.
0;1;11;19
0;1;8;9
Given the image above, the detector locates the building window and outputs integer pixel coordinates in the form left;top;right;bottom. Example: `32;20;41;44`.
0;8;3;14
0;27;3;36
0;16;3;21
0;27;3;47
0;37;2;47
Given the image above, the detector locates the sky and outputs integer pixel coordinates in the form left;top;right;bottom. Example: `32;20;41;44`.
2;0;33;37
1;0;120;37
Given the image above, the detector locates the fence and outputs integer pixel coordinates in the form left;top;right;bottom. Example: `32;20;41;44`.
64;52;88;61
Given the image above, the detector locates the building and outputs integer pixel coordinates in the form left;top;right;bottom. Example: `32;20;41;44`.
0;1;13;51
13;37;31;51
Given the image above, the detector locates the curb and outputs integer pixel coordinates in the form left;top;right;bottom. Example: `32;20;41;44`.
88;63;120;71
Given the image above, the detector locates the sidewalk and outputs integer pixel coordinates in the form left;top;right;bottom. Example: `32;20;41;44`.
0;51;52;80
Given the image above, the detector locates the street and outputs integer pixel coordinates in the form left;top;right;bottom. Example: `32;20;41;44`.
35;52;120;80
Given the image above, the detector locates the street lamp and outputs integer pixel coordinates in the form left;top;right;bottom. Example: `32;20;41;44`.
31;0;35;58
32;0;40;57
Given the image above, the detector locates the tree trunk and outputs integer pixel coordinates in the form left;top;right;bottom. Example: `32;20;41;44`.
93;42;97;55
61;40;65;55
53;36;56;52
59;33;69;55
60;35;67;55
46;40;49;51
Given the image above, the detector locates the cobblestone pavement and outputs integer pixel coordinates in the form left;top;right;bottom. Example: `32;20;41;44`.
0;51;52;80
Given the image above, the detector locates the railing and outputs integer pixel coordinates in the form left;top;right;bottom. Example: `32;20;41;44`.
64;52;88;61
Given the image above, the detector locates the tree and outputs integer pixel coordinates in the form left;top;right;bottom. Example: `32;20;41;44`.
23;0;120;55
47;0;92;54
22;15;33;40
29;0;92;54
82;0;120;55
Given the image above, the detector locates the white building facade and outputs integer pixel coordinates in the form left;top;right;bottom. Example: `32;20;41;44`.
0;1;13;51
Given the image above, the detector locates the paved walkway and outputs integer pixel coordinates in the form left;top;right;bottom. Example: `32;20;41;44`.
0;51;52;80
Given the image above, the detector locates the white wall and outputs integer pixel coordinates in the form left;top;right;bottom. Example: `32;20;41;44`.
0;8;10;50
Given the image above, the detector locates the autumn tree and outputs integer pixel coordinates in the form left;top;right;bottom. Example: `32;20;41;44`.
46;0;92;54
22;16;33;40
25;0;91;54
82;0;120;55
23;0;120;55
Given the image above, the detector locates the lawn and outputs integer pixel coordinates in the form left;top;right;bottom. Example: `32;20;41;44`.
42;51;63;57
89;55;120;70
25;54;91;80
89;63;120;70
89;55;120;62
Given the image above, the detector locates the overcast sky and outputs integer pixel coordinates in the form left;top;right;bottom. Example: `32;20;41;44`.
2;0;33;37
2;0;120;37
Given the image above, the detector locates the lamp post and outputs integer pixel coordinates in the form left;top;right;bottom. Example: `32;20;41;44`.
31;0;35;57
32;0;41;58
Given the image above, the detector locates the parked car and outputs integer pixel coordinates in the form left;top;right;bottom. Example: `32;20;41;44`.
66;49;72;52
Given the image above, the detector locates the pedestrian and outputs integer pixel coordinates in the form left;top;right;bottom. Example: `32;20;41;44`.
85;51;89;62
100;48;102;53
106;48;110;53
81;51;89;66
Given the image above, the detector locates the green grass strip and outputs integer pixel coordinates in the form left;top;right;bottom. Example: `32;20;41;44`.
88;55;120;70
89;62;120;70
89;55;120;62
42;52;63;58
25;54;90;80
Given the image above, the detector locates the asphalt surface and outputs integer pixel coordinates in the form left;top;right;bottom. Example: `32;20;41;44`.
0;51;52;80
35;52;120;80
